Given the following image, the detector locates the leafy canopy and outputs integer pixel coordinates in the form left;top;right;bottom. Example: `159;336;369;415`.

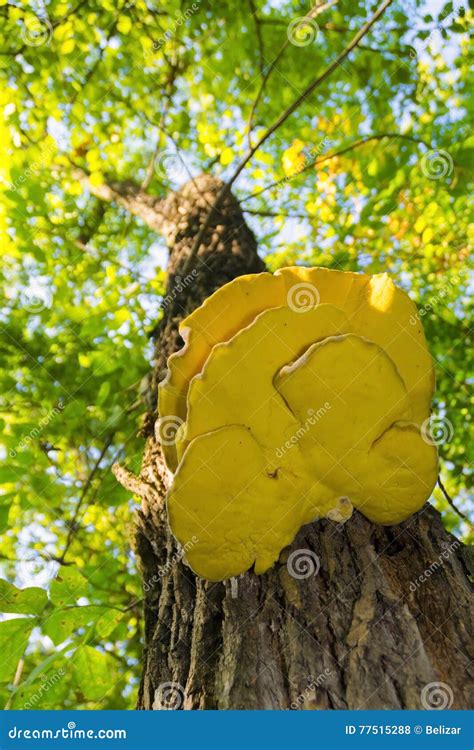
0;0;472;709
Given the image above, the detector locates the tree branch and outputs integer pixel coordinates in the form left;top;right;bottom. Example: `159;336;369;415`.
246;0;338;146
59;434;115;564
438;475;470;524
247;0;265;78
112;463;162;506
240;132;429;203
180;0;394;275
70;164;168;234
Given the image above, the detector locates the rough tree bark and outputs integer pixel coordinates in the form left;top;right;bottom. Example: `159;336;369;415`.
101;173;472;710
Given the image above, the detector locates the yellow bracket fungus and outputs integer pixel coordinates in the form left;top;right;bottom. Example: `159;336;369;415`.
159;267;438;581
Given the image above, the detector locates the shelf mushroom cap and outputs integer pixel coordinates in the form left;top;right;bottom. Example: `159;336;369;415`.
158;267;434;470
160;267;437;580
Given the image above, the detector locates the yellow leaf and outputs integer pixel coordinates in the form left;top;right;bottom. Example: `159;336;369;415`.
89;171;104;187
61;38;75;54
115;309;130;324
140;35;153;51
117;15;132;34
414;216;426;233
67;181;83;196
78;353;91;368
282;140;306;177
422;227;433;243
220;147;233;166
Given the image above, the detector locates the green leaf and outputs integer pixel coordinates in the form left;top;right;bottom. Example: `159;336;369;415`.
12;656;69;709
0;618;34;682
0;580;48;614
71;645;116;700
95;608;124;638
43;605;108;644
0;493;14;532
50;568;89;606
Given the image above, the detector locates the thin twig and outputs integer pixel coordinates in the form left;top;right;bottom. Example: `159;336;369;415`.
246;0;338;147
243;208;312;219
4;658;25;710
240;132;428;203
112;463;162;505
181;0;394;275
59;434;115;563
247;0;265;77
437;476;470;524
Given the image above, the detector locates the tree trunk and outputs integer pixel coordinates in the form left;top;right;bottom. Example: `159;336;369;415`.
111;174;472;711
